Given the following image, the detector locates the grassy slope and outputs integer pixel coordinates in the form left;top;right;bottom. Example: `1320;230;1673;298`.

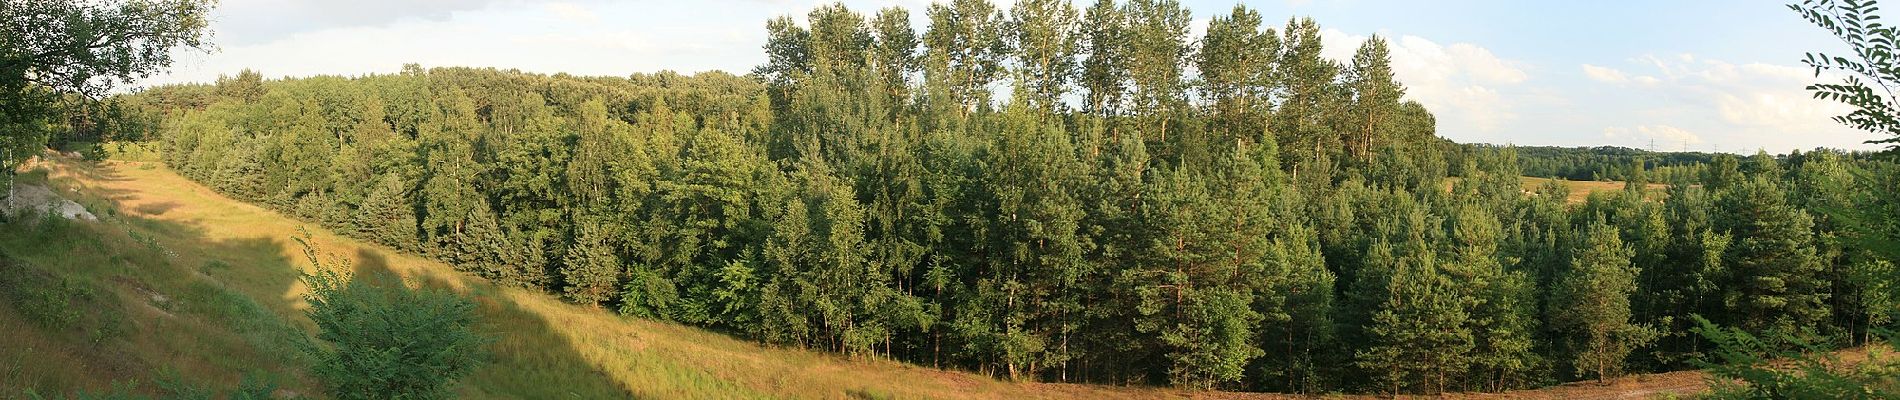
2;156;1262;399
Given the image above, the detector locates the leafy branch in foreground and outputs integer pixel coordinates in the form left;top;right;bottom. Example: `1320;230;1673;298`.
1790;0;1900;147
1692;315;1899;399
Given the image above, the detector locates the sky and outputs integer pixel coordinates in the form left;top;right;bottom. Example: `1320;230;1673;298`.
143;0;1889;153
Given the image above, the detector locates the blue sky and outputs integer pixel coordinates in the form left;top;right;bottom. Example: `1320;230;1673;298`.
145;0;1887;153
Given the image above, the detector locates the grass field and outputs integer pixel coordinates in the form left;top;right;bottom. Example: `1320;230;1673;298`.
1517;176;1668;203
2;155;1776;399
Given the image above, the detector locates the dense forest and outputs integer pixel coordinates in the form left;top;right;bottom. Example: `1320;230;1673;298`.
97;0;1899;395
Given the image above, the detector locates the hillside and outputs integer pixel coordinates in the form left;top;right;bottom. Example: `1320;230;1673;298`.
0;155;1762;399
0;155;1253;398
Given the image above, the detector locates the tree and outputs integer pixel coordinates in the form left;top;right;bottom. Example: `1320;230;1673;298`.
1551;218;1655;382
1346;36;1403;159
977;102;1088;380
1644;175;1731;365
1078;0;1128;117
1120;0;1193;151
1135;166;1264;389
1446;199;1543;392
561;220;623;306
1717;174;1832;335
118;2;1900;395
923;0;1007;116
1006;0;1079;113
1355;237;1474;395
1351;205;1474;395
354;173;420;250
870;7;919;121
1197;5;1277;147
213;69;266;103
1;0;214;195
1273;17;1343;186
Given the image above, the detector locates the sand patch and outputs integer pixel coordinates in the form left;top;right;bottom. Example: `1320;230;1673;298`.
4;182;97;221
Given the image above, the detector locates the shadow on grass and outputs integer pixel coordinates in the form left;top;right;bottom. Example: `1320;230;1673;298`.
0;206;311;395
0;157;631;399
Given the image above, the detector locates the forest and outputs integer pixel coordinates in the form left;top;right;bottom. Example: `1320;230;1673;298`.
29;0;1900;396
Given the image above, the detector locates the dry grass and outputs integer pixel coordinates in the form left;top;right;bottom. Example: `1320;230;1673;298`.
1517;177;1668;204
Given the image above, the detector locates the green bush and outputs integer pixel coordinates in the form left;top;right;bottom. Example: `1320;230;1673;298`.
0;261;90;329
299;244;489;399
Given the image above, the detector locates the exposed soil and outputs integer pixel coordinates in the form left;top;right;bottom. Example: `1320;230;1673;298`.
4;182;96;220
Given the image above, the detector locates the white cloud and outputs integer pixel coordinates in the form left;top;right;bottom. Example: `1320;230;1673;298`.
212;0;538;45
1583;53;1873;152
546;2;600;24
1322;29;1532;135
147;1;762;87
1581;64;1627;83
1603;124;1702;147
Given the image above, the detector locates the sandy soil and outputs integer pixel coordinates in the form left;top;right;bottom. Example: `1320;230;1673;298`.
4;182;96;221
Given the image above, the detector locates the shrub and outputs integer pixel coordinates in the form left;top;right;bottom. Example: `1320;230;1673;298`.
1693;315;1899;399
300;252;489;399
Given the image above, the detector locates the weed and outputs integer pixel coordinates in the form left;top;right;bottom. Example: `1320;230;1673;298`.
197;260;231;277
0;265;90;329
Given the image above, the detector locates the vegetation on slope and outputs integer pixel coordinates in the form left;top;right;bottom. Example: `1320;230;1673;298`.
9;154;1303;399
4;0;1896;397
116;1;1898;396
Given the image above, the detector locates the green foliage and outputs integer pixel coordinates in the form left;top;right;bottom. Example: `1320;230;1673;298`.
107;0;1900;396
1551;218;1657;381
1718;172;1832;335
1789;0;1900;147
299;239;489;399
0;0;214;178
0;263;89;329
1693;316;1899;399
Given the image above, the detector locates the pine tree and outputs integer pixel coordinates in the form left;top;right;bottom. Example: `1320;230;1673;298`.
1551;218;1654;382
1446;201;1543;391
354;173;420;250
1273;17;1343;186
1718;175;1831;335
923;0;1007;116
1120;0;1193;155
1138;166;1264;389
561;220;623;306
1355;237;1474;395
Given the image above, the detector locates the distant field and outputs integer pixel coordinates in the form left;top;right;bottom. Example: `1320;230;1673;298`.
1517;176;1667;203
1;156;1760;399
1444;176;1663;204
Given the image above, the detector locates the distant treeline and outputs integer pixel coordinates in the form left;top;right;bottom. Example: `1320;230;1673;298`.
118;0;1897;395
1490;145;1717;181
